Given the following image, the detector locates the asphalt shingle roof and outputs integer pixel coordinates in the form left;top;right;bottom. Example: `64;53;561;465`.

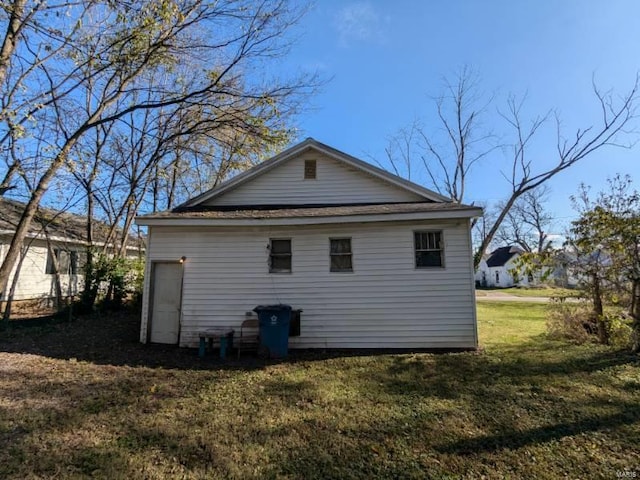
139;202;481;220
486;246;522;267
0;197;140;247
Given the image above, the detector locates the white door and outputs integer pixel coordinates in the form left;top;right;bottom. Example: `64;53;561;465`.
150;262;183;344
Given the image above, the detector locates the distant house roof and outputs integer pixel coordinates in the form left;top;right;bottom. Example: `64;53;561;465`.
0;197;141;248
486;246;524;267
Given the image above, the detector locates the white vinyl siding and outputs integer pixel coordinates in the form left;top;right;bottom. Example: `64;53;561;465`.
203;151;425;206
140;220;477;349
1;236;140;302
0;237;83;301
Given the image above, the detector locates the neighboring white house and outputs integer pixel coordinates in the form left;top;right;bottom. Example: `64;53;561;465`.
475;246;528;288
135;138;483;350
476;246;582;288
0;197;142;305
474;257;489;286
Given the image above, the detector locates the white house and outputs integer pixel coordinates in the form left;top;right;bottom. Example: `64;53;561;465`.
474;257;489;286
0;197;141;306
135;138;483;350
476;246;528;288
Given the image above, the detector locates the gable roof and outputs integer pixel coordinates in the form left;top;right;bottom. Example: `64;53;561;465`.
180;138;451;208
0;197;141;248
486;246;524;267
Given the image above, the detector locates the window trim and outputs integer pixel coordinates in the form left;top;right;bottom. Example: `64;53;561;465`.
329;237;353;273
414;230;445;269
268;238;292;274
46;248;80;275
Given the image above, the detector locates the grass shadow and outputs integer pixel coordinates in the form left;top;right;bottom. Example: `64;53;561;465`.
0;310;280;371
436;403;640;454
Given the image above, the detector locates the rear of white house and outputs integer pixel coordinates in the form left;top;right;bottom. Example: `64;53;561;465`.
0;236;83;302
136;139;482;349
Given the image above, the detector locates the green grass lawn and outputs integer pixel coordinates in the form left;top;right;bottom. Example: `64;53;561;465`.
477;301;548;346
0;305;638;479
477;287;580;298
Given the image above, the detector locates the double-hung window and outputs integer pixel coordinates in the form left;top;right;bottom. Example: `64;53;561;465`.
414;231;444;268
330;238;353;272
46;249;80;275
269;239;292;273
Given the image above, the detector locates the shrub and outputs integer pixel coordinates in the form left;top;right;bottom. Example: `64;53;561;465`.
606;311;634;349
546;301;597;344
546;300;633;347
126;258;145;312
81;251;145;312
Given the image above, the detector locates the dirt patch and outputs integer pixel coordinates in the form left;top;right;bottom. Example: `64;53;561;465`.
0;310;228;369
1;298;61;319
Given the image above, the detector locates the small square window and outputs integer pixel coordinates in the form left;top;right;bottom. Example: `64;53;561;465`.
414;231;443;268
304;159;316;179
330;238;353;272
269;239;291;273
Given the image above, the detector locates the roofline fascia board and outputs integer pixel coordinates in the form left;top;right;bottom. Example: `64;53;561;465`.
180;138;451;208
0;230;144;250
135;208;483;227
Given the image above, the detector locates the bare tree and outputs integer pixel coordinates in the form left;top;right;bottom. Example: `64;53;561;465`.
386;68;639;269
0;1;91;192
471;200;498;252
473;84;638;268
495;185;554;253
0;0;316;301
387;66;497;204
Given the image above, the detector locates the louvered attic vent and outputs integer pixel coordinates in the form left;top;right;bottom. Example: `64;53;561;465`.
304;159;316;179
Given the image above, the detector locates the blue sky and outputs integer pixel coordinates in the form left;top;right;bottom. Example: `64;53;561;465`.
279;0;640;233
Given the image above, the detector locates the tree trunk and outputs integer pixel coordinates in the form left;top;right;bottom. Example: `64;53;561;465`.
474;194;519;268
630;279;640;353
152;165;159;212
0;0;26;88
44;232;63;311
0;167;60;297
0;131;87;298
0;161;20;194
82;184;95;308
592;272;608;345
167;160;178;209
1;242;26;324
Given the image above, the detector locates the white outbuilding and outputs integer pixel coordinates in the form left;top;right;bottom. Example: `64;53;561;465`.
135;138;483;350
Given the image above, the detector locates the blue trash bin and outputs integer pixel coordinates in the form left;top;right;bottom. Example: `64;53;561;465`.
253;304;292;358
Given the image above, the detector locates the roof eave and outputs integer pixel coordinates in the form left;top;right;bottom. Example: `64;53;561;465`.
0;229;144;250
135;207;483;227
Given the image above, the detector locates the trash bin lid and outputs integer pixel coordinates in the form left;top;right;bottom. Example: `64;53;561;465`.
253;304;292;312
